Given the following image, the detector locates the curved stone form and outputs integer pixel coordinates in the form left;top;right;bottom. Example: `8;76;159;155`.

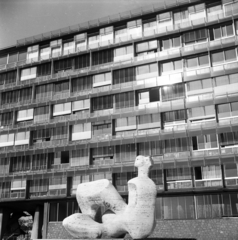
63;155;157;239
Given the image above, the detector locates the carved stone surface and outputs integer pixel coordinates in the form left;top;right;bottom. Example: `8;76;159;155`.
63;155;157;239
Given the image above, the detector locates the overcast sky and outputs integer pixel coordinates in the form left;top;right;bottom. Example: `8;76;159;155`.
0;0;165;49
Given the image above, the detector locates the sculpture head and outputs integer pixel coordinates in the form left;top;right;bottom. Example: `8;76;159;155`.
134;155;154;169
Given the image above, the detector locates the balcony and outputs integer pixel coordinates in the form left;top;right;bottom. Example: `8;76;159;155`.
0;191;26;200
195;178;222;188
167;180;192;189
192;149;220;158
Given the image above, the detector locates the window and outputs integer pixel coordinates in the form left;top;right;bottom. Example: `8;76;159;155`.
72;99;90;112
137;87;159;105
136;63;158;76
63;41;74;55
161;59;182;74
0;112;13;126
115;117;136;133
138;140;163;156
196;194;222;218
188;3;206;21
115;144;136;163
157;12;172;28
8;52;18;63
114;45;133;57
188;105;215;121
166;167;192;189
93;72;111;87
51;47;61;57
186;54;209;69
220;131;238;147
92;49;113;66
32;129;51;143
21;67;37;81
0;70;17;85
100;26;114;44
53;102;71;116
93;121;111;136
212;48;237;65
127;19;142;37
161;36;181;50
71;149;89;167
113;67;136;85
76;40;87;52
37;62;51;77
187;78;212;91
143;20;157;31
27;45;38;61
0;133;14;147
54;58;73;73
92;95;113;111
71;75;92;92
210;23;234;40
192;134;218;150
115;92;134;109
72;123;91;141
0;55;7;66
207;2;222;18
162;196;195;219
17;108;33;122
217;102;238;119
1;88;32;105
161;83;185;101
136;40;157;54
40;47;50;60
35;84;53;99
213;73;238;86
29;179;49;197
32;153;50;171
224;1;238;16
138;113;160;126
183;29;208;45
54;81;69;94
51;126;68;140
115;28;127;38
164;138;189;153
15;131;30;145
75;54;90;69
88;35;100;44
173;10;188;25
194;166;222;188
163;110;187;123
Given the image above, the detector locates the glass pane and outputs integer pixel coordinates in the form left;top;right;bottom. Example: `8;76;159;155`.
225;49;236;62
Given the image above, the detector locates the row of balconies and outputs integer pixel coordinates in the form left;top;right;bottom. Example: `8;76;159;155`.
1;33;238;96
0;143;237;180
0;114;237;157
2;1;237;73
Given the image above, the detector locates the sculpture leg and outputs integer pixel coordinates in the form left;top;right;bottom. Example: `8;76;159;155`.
63;213;103;239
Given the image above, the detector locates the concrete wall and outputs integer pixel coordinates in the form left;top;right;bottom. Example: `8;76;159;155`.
47;218;238;240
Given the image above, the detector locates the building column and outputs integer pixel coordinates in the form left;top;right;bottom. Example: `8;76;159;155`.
0;208;10;240
42;203;49;239
31;206;40;239
0;208;4;240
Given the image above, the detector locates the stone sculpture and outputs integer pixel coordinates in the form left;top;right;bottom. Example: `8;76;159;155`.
63;155;157;239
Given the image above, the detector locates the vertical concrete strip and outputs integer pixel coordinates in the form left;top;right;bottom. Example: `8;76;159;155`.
0;208;3;240
42;203;49;239
31;206;40;239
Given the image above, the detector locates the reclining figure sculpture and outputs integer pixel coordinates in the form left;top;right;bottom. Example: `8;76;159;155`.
63;155;157;239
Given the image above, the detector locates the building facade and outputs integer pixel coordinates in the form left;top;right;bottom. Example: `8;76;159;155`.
1;0;238;239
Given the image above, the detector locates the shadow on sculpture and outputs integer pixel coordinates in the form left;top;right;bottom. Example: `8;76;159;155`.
63;155;157;239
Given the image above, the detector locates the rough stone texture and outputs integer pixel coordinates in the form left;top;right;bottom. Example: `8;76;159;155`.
48;218;238;240
63;156;157;239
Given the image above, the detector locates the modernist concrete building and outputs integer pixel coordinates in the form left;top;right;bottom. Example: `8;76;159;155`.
1;0;238;239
